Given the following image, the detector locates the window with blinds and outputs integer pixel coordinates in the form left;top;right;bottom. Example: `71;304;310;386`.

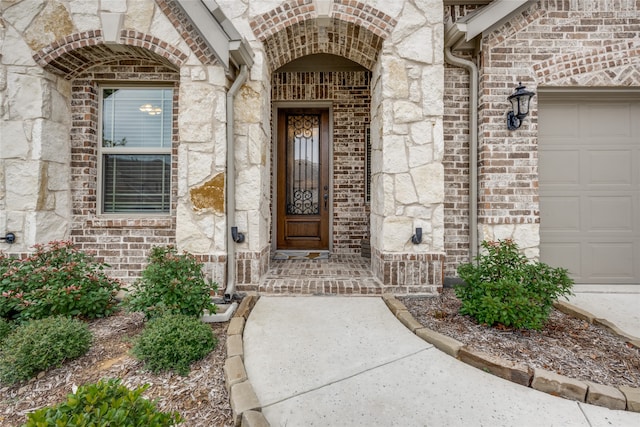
100;88;172;213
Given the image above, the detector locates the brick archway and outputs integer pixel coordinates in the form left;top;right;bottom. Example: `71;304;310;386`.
250;0;396;71
33;30;188;79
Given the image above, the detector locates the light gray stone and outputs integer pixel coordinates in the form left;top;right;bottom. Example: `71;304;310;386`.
382;58;409;99
228;316;246;336
415;327;463;357
224;355;248;393
397;27;433;64
100;0;127;13
394;173;418;205
2;0;46;32
531;368;587;402
458;347;532;387
7;73;46;119
124;0;155;32
0;121;30;158
412;163;444;204
585;381;626;410
5;160;41;209
382;135;409;173
230;381;261;427
241;410;270;427
393;100;422;123
227;334;244;359
619;385;640;412
396;310;422;333
33;119;70;163
392;2;426;43
421;66;444;116
382;294;406;316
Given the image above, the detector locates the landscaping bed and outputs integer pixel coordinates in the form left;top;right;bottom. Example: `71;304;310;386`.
400;289;640;389
0;312;232;427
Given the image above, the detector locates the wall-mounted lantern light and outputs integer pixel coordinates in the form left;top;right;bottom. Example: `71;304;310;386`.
506;82;535;131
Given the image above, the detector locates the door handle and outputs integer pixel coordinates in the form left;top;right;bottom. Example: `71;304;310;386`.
324;193;328;209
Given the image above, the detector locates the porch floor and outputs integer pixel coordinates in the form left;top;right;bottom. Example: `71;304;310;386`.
257;254;384;295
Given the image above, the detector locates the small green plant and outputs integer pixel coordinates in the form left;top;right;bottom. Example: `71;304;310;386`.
132;314;217;375
455;239;573;330
0;241;122;322
23;379;183;426
125;246;216;319
0;316;92;384
0;318;13;343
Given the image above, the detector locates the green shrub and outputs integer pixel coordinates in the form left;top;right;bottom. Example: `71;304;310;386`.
455;239;573;330
23;379;183;426
125;246;216;319
0;318;13;343
0;316;92;384
132;314;216;375
0;241;122;322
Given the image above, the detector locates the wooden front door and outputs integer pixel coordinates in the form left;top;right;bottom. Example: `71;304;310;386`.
277;108;330;250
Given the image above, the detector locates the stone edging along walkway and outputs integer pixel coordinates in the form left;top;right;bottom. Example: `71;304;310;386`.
384;295;640;414
223;294;640;427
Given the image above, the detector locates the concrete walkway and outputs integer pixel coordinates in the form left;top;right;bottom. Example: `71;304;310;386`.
568;285;640;339
243;296;640;427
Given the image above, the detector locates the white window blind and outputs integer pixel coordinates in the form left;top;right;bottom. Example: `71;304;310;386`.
100;88;172;213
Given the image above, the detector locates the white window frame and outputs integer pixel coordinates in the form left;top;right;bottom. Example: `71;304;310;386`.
98;85;173;216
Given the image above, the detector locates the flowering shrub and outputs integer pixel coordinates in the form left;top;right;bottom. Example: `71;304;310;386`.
0;241;122;322
125;246;216;319
455;239;574;330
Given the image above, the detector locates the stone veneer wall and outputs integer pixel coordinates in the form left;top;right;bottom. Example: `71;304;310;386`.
272;71;371;254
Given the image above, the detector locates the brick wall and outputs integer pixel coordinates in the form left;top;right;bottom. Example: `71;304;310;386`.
272;71;371;254
477;0;640;227
70;59;179;282
443;63;471;277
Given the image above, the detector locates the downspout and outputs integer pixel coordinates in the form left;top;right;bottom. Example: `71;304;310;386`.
444;39;479;260
224;64;249;301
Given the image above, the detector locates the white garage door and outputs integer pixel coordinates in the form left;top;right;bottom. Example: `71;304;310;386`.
538;93;640;285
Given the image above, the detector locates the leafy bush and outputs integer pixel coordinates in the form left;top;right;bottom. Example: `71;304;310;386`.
0;318;13;343
132;314;216;375
0;241;122;322
23;379;183;426
455;239;573;330
0;316;92;384
125;246;216;319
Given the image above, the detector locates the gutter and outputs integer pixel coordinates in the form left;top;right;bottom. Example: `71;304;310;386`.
444;28;479;260
224;64;249;301
176;1;255;301
443;0;533;261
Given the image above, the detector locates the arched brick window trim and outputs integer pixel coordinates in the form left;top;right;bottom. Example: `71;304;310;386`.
33;30;187;79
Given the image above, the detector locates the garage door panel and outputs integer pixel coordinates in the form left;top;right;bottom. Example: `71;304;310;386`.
583;104;634;137
540;196;580;230
538;103;579;138
539;243;582;279
587;150;633;186
539;97;639;285
588;196;633;231
587;243;635;280
539;150;580;185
